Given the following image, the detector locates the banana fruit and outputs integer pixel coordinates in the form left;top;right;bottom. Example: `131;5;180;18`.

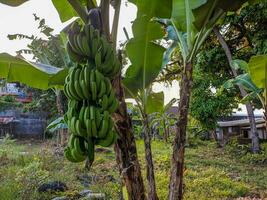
64;22;120;165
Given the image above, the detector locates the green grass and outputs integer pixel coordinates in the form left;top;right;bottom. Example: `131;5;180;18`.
0;139;266;200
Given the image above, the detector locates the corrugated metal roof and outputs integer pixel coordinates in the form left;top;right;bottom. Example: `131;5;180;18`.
218;118;265;127
0;117;15;124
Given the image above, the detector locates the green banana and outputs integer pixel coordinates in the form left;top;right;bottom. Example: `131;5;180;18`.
98;112;109;138
66;42;84;63
68;81;81;100
80;80;90;99
101;95;109;111
98;81;106;98
95;70;104;90
74;137;85;156
74;80;85;99
108;98;119;113
64;147;79;163
90;106;95;119
79;105;86;122
96;130;115;147
104;78;112;95
70;117;77;134
68;134;75;148
90;81;97;101
71;148;86;162
108;90;116;105
75;119;86;137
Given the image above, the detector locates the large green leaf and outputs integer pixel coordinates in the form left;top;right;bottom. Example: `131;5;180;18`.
0;0;28;6
171;0;207;33
133;0;172;18
222;73;261;93
248;55;267;90
123;16;165;94
192;0;247;31
51;0;78;22
0;53;67;90
147;92;164;114
46;116;68;133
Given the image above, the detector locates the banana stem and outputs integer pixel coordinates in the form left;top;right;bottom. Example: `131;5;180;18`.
100;0;110;40
111;0;122;49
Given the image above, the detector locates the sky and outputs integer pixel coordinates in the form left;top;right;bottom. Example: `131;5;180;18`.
0;0;262;115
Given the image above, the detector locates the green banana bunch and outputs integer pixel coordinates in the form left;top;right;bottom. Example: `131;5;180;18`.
66;22;121;78
64;23;121;165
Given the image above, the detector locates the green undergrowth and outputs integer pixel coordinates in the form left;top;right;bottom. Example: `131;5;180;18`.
0;138;266;199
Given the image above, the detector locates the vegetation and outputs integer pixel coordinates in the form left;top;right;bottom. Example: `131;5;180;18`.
0;138;266;200
0;0;266;200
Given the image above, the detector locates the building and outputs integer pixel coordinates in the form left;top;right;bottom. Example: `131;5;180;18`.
216;113;266;145
0;81;32;103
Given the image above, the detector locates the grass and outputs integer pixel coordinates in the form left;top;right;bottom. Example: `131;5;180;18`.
0;138;266;200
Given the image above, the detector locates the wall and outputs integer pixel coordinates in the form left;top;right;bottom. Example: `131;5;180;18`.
0;109;47;139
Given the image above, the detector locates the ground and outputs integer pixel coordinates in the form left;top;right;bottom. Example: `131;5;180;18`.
0;137;266;200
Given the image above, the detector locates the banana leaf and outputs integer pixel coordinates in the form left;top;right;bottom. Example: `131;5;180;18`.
0;53;68;90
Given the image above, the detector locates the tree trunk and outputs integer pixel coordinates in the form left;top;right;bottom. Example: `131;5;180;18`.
163;119;168;142
213;26;260;153
143;115;158;200
169;62;193;200
56;90;67;146
112;75;146;200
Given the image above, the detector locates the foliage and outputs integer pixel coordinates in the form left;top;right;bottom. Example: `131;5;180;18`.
123;0;171;95
46;116;67;133
150;98;177;139
0;53;67;90
1;139;267;199
190;47;239;130
22;89;58;117
0;95;21;111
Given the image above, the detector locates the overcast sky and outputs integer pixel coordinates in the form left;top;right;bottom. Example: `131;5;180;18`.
0;0;262;115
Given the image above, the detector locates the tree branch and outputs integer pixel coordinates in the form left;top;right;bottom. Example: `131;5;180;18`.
111;0;122;49
67;0;88;23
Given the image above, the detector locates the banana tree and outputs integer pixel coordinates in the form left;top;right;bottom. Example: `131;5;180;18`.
222;55;267;132
165;1;260;199
0;0;147;199
123;1;172;199
150;98;177;142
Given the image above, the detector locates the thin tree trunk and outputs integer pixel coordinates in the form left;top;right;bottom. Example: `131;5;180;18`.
163;119;168;142
56;90;67;146
112;74;147;200
143;115;158;200
213;26;260;153
169;61;193;200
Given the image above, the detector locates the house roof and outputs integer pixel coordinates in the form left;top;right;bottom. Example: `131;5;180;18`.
218;118;265;127
0;117;15;124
